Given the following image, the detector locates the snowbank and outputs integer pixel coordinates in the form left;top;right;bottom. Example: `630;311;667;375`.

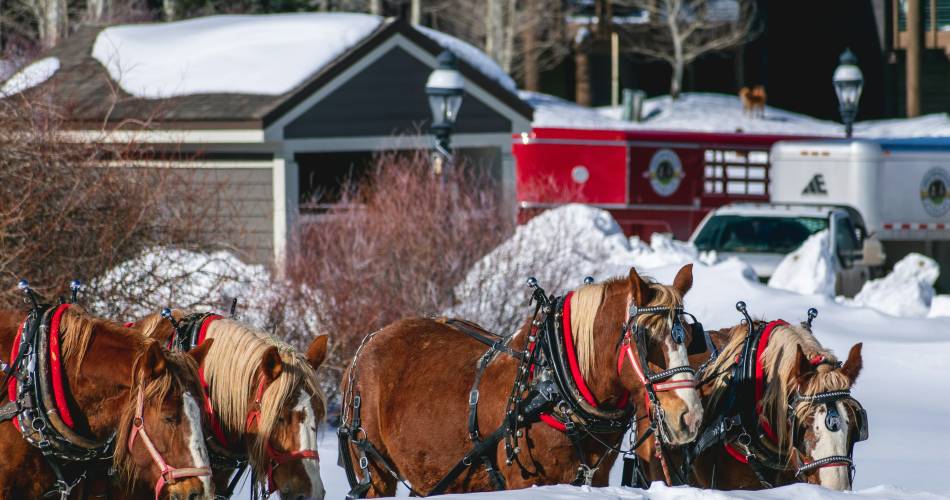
1;57;59;97
522;91;950;138
92;14;517;99
852;253;940;317
768;230;837;297
929;296;950;318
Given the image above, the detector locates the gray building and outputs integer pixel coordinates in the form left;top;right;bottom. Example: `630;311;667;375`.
23;17;532;265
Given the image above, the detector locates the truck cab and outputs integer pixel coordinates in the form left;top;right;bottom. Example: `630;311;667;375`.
689;202;876;295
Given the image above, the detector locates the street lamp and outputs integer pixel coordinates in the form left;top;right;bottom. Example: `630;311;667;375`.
832;48;864;138
425;50;464;174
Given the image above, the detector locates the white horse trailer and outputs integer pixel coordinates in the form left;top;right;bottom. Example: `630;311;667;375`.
771;138;950;291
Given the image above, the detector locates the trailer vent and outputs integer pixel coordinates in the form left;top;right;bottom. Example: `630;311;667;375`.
703;149;769;197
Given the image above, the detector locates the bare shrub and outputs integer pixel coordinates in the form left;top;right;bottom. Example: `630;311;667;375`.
284;149;513;389
0;92;231;313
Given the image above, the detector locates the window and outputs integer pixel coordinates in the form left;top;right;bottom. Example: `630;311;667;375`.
693;215;828;254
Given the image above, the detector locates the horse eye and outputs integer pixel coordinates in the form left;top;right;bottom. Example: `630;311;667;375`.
163;414;178;424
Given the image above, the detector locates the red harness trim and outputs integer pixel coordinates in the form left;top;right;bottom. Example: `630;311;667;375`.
192;315;230;448
560;292;599;406
538;291;630;432
725;319;788;462
48;304;74;429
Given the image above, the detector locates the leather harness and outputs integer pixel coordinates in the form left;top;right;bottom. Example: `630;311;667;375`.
338;278;705;497
1;286;210;500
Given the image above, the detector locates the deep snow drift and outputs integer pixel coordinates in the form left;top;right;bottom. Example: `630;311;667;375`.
521;91;950;138
0;56;59;97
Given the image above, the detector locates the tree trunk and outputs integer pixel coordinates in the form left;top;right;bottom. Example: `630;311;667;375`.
575;49;591;106
521;8;539;91
163;0;177;21
410;0;421;24
37;0;68;48
485;0;505;66
670;58;683;99
370;0;383;15
86;0;110;22
501;0;516;73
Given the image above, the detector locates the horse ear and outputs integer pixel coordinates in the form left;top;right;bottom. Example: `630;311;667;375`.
628;266;654;306
140;341;167;380
260;346;283;383
672;264;694;296
789;344;812;382
186;338;214;367
306;335;328;370
840;343;863;384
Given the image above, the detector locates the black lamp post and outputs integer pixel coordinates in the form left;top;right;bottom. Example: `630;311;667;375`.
832;48;864;138
425;50;464;174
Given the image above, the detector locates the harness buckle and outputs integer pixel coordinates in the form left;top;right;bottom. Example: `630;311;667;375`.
469;390;479;406
358;456;369;470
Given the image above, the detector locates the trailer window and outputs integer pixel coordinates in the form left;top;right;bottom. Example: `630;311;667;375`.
693;216;828;254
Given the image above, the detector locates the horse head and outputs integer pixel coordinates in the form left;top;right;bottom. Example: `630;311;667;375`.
55;307;214;499
572;265;703;447
137;312;326;499
617;264;704;445
261;335;329;500
787;342;865;490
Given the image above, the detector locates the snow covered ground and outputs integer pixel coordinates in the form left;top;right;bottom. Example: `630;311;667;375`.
0;56;58;97
521;91;950;138
227;205;950;499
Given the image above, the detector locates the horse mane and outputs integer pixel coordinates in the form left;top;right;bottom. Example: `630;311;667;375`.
570;275;684;378
704;322;850;455
57;306;198;485
197;318;326;475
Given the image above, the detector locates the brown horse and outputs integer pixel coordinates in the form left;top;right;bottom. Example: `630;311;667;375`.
0;304;213;499
132;311;328;500
634;316;866;490
339;265;704;496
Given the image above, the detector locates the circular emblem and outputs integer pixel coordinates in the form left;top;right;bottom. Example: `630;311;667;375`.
647;149;684;197
570;165;590;184
920;168;950;217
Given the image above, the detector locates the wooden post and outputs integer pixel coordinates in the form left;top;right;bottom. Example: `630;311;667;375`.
575;49;591;106
906;0;922;117
411;0;421;24
611;31;620;108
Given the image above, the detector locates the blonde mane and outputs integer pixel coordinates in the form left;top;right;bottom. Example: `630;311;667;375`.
704;322;852;455
163;317;326;476
569;276;684;378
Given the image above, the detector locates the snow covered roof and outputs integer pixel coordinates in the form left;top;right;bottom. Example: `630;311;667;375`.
521;91;950;138
0;57;59;97
91;13;516;99
4;15;529;125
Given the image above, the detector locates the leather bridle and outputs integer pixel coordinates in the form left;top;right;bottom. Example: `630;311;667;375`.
788;387;868;482
244;372;321;496
617;303;700;439
127;387;211;500
161;310;321;496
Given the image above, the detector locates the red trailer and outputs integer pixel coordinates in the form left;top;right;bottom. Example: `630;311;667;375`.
513;128;822;241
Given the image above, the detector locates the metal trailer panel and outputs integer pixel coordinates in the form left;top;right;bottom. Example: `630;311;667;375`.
771;139;950;241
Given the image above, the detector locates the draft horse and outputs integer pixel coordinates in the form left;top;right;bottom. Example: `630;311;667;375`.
131;309;328;499
0;283;213;499
339;265;707;497
631;302;867;491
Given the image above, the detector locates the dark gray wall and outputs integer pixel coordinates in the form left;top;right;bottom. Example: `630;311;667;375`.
284;46;511;138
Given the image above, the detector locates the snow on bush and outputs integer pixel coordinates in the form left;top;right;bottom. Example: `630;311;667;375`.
92;246;270;321
852;253;940;318
768;230;837;297
1;57;59;97
448;204;705;334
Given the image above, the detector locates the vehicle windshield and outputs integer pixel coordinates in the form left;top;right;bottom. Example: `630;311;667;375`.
693;215;828;254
